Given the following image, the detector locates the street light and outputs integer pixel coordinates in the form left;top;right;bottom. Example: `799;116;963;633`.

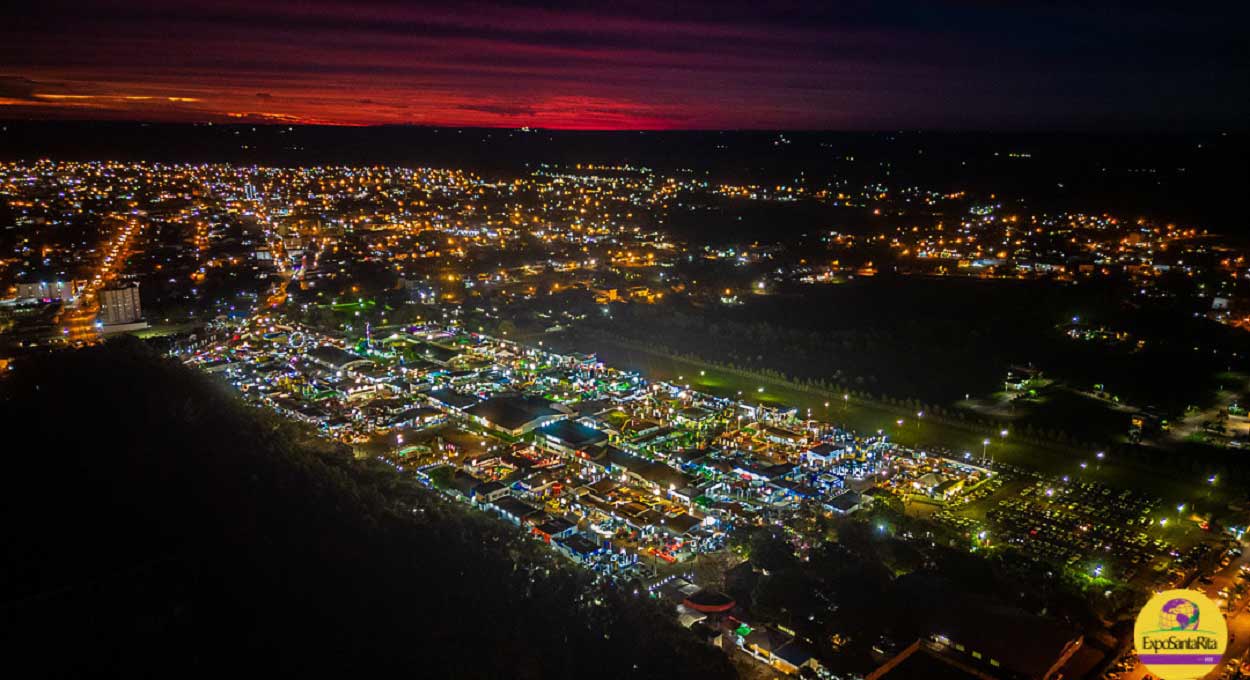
982;438;991;461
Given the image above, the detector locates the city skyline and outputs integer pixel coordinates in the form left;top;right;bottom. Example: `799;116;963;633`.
4;5;1250;678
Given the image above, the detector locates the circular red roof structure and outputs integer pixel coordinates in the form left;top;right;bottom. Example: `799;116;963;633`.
683;588;735;614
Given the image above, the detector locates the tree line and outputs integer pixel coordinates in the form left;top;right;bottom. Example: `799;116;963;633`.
0;338;734;679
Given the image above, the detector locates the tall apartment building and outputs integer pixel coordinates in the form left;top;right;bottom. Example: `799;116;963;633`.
98;282;142;326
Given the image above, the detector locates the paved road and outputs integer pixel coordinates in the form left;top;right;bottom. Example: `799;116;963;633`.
1159;374;1250;448
1116;543;1249;680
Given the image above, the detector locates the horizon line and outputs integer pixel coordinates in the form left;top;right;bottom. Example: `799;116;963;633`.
2;119;1245;135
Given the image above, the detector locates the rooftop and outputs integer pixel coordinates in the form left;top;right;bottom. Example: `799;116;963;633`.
538;419;608;448
308;345;372;370
467;395;562;431
427;388;480;410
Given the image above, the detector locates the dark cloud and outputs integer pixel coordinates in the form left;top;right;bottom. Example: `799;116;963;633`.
0;1;1244;128
457;102;538;117
0;75;70;101
0;76;39;100
357;99;408;109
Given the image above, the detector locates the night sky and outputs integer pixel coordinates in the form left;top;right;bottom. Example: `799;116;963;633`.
1;1;1245;130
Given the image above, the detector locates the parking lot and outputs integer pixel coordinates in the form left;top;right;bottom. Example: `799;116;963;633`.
929;469;1224;587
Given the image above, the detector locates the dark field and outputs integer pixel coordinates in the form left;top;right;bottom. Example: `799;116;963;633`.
581;277;1245;414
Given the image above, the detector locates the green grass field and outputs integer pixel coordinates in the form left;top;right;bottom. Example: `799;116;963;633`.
552;333;1237;506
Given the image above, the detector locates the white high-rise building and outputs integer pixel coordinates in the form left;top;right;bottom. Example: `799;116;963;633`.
99;282;142;326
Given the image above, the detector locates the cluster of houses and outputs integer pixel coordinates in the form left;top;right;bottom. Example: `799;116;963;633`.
185;317;1007;677
190;319;996;558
